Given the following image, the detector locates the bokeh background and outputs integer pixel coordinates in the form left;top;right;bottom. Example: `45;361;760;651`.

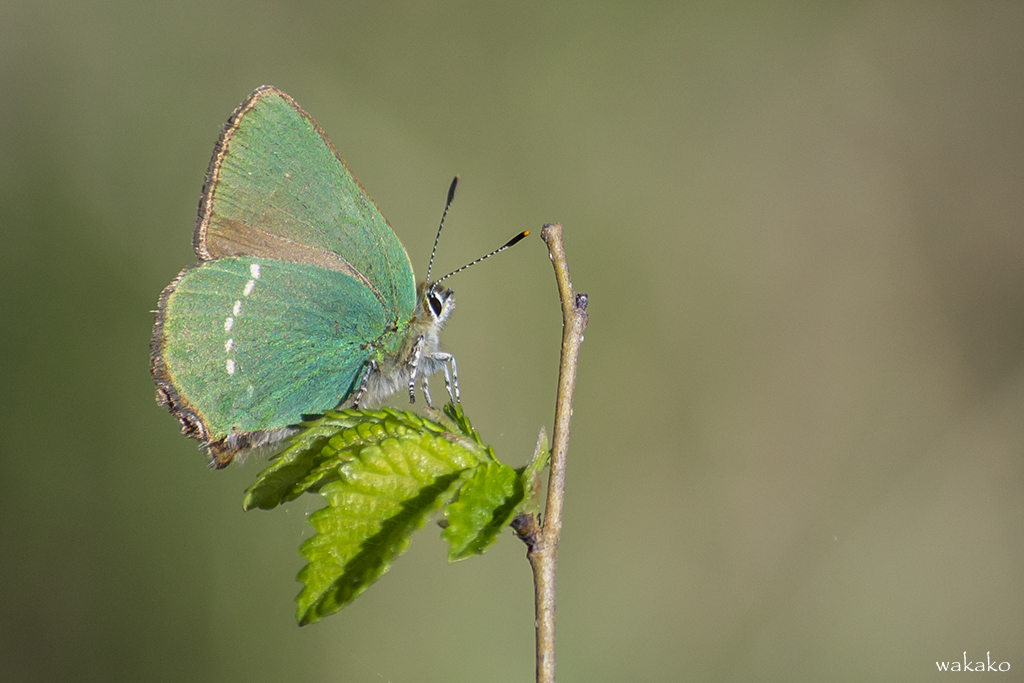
2;2;1023;681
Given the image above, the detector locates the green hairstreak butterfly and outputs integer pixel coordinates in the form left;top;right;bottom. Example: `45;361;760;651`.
151;86;527;468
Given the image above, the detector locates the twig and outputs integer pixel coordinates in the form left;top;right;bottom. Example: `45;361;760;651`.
516;223;588;683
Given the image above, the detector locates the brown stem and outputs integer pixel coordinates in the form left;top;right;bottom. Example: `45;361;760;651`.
523;223;588;683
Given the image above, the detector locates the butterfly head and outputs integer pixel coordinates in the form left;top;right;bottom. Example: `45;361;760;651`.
418;280;456;327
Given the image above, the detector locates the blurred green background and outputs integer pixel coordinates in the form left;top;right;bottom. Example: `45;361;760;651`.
2;2;1022;681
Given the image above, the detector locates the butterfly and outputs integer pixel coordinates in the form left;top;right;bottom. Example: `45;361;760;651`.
150;86;526;467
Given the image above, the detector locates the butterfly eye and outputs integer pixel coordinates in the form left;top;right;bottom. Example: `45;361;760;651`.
428;292;444;318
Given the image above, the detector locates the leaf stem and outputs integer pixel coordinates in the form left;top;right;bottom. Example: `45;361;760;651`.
522;223;588;683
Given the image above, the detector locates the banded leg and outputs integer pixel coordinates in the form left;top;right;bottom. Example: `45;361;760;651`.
350;360;378;408
420;375;434;408
407;336;426;404
431;352;459;404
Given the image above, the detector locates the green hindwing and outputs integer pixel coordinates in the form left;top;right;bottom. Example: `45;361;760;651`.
157;258;389;438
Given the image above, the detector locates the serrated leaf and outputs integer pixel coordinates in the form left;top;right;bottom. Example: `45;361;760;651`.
443;461;524;561
443;402;477;441
296;428;483;625
243;408;451;511
442;402;497;458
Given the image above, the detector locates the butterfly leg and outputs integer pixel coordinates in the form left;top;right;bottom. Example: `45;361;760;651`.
448;354;460;403
430;352;459;404
351;360;378;408
420;375;435;408
407;336;426;404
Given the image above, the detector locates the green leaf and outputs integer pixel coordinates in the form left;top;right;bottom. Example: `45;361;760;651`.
442;402;496;457
243;408;452;511
296;425;483;625
241;405;526;624
443;461;524;561
515;428;551;518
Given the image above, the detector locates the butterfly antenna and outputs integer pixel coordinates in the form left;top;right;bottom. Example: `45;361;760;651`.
432;230;531;288
425;175;460;284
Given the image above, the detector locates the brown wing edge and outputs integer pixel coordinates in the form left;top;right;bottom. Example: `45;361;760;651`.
193;85;281;261
149;267;222;464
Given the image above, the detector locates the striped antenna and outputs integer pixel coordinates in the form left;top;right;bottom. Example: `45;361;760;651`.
425;175;460;284
431;230;531;288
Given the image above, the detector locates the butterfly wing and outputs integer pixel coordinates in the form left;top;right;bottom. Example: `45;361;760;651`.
151;87;417;464
195;85;416;320
153;257;393;459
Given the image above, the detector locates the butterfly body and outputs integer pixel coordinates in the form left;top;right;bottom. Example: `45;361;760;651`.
151;86;456;467
355;280;456;408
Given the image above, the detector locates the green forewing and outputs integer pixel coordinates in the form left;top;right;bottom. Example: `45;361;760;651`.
159;257;393;436
197;86;417;320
